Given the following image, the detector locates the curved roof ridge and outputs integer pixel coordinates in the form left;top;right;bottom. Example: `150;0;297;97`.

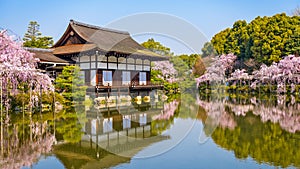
70;19;129;35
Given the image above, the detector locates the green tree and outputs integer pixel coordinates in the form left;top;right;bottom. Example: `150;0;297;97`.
211;28;231;55
55;65;87;106
141;38;173;56
201;42;217;58
178;54;199;69
23;21;53;48
211;13;300;66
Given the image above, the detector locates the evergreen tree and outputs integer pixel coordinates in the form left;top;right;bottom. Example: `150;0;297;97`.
201;42;217;58
23;21;53;48
55;66;87;106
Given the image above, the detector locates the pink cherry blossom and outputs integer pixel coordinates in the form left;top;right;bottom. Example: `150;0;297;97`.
0;30;53;109
152;61;178;83
196;53;237;87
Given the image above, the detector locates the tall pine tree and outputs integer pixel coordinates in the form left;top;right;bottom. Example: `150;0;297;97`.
23;21;53;48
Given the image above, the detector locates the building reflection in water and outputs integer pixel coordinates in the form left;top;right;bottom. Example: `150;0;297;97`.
0;90;180;169
83;92;178;158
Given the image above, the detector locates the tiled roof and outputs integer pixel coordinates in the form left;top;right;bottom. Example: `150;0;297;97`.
25;47;70;63
53;44;96;55
53;20;167;60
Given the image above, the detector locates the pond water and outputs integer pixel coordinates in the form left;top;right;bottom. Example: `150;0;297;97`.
1;92;300;169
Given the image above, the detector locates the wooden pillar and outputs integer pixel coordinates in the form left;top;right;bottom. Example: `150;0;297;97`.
117;56;119;70
106;54;109;70
143;126;145;139
126;57;128;70
126;129;129;142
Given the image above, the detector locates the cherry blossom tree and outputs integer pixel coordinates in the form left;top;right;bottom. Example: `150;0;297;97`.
151;61;179;93
228;69;251;86
0;30;53;113
152;61;178;83
196;53;237;87
250;55;300;93
197;54;300;94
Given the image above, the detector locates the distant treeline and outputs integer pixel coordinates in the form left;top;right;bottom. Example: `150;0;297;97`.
211;13;300;67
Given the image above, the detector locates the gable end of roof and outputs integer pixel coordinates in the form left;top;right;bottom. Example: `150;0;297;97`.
70;19;129;35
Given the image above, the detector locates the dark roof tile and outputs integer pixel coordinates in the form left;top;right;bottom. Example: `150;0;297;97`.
25;47;71;63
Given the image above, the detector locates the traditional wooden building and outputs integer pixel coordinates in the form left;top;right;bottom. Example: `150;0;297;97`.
50;20;167;92
25;47;71;78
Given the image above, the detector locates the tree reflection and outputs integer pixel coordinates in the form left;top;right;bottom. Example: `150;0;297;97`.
55;106;85;143
0;115;55;169
0;101;86;168
198;94;300;168
151;100;180;135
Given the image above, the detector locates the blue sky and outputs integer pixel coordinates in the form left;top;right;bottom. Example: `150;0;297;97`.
1;0;299;54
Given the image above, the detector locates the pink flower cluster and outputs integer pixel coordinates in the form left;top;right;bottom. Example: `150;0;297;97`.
196;54;300;94
0;30;53;108
196;53;237;87
229;69;250;81
152;61;178;83
251;55;300;93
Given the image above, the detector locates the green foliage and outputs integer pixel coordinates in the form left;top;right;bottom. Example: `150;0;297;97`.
142;38;204;90
170;56;195;91
54;106;84;143
177;54;200;70
201;42;217;58
150;69;179;94
141;38;173;56
9;92;30;111
55;65;87;106
211;13;300;66
42;92;65;104
23;21;53;48
211;28;231;55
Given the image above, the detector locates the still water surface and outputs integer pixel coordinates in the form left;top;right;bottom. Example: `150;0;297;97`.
1;93;299;169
